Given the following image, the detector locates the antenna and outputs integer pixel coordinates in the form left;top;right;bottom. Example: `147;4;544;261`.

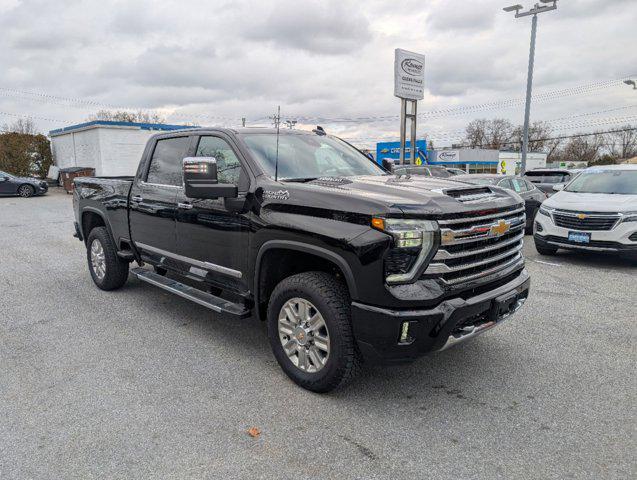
272;106;281;181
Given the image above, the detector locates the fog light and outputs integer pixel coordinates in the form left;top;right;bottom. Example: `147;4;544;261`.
399;321;416;344
535;221;543;232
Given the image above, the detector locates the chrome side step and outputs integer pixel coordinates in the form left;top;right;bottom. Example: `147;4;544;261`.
131;267;250;318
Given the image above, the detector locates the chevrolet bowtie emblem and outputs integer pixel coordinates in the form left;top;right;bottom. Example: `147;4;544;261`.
490;219;511;237
577;213;587;220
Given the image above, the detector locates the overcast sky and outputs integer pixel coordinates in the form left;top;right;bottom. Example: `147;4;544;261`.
0;0;635;147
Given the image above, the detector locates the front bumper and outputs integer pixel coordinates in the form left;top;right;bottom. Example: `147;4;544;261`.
534;212;637;253
351;269;530;364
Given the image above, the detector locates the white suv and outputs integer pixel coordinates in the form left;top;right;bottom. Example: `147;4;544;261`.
534;165;637;258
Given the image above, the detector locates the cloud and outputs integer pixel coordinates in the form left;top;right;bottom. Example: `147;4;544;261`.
241;0;372;54
0;0;634;147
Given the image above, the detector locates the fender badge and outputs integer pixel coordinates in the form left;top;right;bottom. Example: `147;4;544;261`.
263;189;289;200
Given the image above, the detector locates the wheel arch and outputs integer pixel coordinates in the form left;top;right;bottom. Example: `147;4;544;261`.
254;240;358;322
81;208;113;245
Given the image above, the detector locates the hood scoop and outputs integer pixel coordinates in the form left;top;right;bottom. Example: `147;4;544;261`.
441;186;498;204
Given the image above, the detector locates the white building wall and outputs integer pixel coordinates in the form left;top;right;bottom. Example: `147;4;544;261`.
97;128;155;176
51;133;80;170
51;126;158;176
498;152;547;174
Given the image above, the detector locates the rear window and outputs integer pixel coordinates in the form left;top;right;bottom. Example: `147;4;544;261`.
524;172;569;184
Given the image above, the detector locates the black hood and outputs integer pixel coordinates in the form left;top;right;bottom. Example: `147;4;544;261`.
259;175;521;217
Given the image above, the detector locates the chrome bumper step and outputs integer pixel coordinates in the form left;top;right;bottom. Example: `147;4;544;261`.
131;267;250;318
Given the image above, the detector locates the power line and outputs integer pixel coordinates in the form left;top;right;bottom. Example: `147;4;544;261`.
0;76;631;126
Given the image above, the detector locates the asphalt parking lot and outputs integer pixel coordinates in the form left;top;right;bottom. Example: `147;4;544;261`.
1;188;635;480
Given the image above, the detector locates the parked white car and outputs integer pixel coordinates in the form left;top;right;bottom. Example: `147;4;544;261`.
533;165;637;258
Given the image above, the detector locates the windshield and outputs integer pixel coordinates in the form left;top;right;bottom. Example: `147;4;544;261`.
241;133;386;180
524;172;568;183
565;169;637;194
0;170;14;178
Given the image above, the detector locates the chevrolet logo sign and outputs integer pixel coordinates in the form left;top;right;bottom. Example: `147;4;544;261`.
577;213;587;220
489;219;511;237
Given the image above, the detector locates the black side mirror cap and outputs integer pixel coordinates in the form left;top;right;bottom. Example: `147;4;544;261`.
381;159;394;172
183;157;238;199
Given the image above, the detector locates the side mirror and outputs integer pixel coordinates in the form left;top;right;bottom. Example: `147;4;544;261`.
552;184;564;192
381;159;394;172
183;157;238;199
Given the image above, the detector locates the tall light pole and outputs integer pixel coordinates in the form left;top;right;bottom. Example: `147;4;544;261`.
504;0;558;174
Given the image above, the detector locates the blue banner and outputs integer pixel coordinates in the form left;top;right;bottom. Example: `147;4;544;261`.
376;140;428;165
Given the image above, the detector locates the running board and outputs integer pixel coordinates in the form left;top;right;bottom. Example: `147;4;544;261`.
131;267;250;318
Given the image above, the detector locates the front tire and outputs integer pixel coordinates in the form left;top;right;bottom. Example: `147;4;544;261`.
267;272;361;393
86;227;129;290
18;184;34;198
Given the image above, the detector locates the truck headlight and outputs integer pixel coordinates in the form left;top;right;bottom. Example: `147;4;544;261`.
372;218;439;284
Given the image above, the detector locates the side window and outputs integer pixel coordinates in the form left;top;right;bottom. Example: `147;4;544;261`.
498;179;513;190
524;180;535;191
146;136;190;186
196;136;246;189
510;178;526;192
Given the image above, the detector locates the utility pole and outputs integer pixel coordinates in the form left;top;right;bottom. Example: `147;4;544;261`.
503;0;558;174
270;107;281;129
241;117;246;127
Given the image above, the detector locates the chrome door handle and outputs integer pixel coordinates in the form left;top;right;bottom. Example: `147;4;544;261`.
177;202;193;210
132;195;143;202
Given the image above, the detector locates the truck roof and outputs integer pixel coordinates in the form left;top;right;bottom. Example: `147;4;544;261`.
154;126;327;136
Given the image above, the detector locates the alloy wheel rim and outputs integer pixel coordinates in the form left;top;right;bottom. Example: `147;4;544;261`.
278;297;330;373
19;186;31;197
90;239;106;280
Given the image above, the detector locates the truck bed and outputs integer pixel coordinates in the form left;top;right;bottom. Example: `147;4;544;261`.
74;176;134;248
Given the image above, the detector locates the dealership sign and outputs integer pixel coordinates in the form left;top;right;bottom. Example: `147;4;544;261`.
376;140;428;165
437;150;460;162
394;49;426;100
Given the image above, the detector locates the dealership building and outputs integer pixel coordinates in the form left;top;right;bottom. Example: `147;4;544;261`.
429;149;547;174
49;120;194;176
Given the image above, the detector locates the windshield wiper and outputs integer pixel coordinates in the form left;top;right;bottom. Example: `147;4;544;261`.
281;177;319;183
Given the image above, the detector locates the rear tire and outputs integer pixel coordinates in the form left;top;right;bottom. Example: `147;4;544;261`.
86;227;129;290
267;271;361;393
18;184;34;198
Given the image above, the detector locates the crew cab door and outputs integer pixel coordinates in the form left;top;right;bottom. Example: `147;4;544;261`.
174;134;251;292
129;135;190;262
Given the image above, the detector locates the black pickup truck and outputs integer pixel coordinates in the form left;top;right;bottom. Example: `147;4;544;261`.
73;127;530;392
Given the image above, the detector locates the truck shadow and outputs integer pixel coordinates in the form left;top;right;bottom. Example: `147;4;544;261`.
125;275;517;409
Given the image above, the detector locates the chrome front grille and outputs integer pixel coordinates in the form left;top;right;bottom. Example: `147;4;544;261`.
552;210;620;231
424;205;526;286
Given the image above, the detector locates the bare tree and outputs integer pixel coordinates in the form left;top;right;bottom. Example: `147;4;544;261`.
512;121;553;152
604;126;637;160
88;109;165;124
465;118;515;149
560;133;603;164
2;118;38;135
